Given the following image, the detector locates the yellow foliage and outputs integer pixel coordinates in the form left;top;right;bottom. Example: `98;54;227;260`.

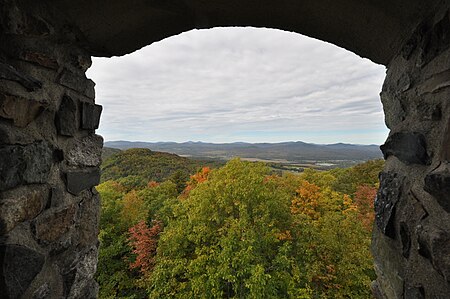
121;190;147;225
291;181;322;220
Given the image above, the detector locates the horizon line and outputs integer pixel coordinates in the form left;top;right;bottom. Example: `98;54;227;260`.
104;139;381;146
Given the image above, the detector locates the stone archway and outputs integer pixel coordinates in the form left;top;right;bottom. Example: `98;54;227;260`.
0;0;449;297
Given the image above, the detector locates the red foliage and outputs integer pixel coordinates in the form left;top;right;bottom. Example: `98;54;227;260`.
353;185;377;231
128;220;163;275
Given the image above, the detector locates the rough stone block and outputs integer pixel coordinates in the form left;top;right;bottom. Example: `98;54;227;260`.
0;93;46;127
380;91;406;129
396;73;411;92
372;227;405;298
400;222;411;258
0;62;42;91
55;95;78;136
67;135;103;167
64;246;99;299
375;172;403;238
76;194;100;246
32;283;51;299
416;102;442;121
417;224;450;282
443;119;450;161
418;69;450;95
404;285;425;299
33;205;76;243
0;185;49;234
65;168;100;195
0;245;45;299
20;51;58;69
0;141;53;191
424;168;450;212
380;132;429;165
57;69;95;99
49;186;65;208
81;102;102;130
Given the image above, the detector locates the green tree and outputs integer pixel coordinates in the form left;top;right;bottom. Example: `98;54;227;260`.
148;159;303;298
169;170;189;193
331;159;383;195
117;175;148;192
138;180;179;225
96;181;146;298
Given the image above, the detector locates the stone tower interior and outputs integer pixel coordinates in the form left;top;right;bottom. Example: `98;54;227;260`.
0;0;449;298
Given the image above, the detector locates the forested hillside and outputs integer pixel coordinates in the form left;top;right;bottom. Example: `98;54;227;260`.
101;148;223;191
102;147;122;160
97;153;383;298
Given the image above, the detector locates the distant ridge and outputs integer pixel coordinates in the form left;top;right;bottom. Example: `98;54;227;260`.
104;140;382;162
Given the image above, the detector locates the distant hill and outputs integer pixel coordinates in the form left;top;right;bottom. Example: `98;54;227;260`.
102;147;121;160
104;140;382;162
101;148;222;184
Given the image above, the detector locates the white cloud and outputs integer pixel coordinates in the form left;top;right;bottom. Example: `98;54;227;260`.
87;27;388;144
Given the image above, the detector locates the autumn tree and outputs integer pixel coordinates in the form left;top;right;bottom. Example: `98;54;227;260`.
128;220;163;275
96;181;146;298
181;166;211;196
148;159;304;298
289;180;374;298
353;185;377;231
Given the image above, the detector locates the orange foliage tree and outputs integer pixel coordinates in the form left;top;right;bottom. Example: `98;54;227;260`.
353;185;377;231
181;166;211;197
290;179;373;296
147;180;159;188
291;180;322;219
128;220;163;275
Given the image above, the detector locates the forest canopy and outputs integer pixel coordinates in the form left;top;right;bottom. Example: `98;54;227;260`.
96;150;383;298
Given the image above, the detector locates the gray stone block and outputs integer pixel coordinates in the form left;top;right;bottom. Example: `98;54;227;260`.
81;102;102;130
417;224;450;282
0;245;45;299
375;172;403;238
55;95;78;137
0;141;52;191
66;135;103;167
0;62;42;91
65;168;100;195
424;169;450;213
380;132;429;165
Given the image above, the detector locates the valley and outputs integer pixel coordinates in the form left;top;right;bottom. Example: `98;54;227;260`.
104;140;382;171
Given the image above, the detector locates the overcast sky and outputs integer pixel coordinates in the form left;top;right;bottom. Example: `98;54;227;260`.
87;27;388;145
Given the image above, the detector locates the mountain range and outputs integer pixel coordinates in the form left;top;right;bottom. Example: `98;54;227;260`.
104;140;382;163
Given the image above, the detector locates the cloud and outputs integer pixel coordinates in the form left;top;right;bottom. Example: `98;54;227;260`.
87;27;388;144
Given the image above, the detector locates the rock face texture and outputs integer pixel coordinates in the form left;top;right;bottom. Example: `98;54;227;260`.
374;8;450;298
0;0;448;298
0;1;101;297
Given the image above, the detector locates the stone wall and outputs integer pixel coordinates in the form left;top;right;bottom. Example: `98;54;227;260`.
373;7;450;299
0;1;102;298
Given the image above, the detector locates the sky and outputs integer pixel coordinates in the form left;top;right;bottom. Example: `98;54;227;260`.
87;27;388;145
